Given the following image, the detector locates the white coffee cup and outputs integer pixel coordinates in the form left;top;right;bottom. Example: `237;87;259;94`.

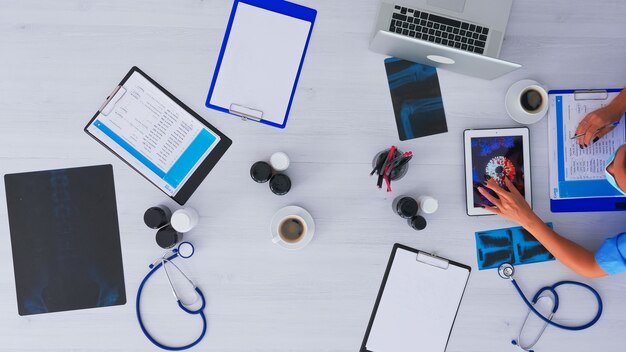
270;206;315;250
418;196;439;214
274;215;308;244
505;79;549;125
171;208;199;233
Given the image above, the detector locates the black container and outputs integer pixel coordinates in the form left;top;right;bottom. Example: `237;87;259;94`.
250;161;273;183
144;205;171;229
155;225;182;249
269;173;291;195
372;148;409;181
408;215;427;231
392;196;418;219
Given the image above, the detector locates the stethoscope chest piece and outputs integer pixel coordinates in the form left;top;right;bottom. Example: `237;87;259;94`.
498;262;515;279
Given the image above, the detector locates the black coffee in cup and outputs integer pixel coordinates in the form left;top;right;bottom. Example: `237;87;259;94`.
278;215;307;243
520;88;543;113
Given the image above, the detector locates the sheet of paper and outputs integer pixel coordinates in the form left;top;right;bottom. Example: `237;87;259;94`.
561;95;625;181
366;249;469;352
209;2;311;125
87;71;220;196
100;73;206;172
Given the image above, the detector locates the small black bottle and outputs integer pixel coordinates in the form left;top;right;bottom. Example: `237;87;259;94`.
392;196;418;219
155;225;183;249
144;205;171;229
408;215;427;231
269;173;291;196
250;161;273;183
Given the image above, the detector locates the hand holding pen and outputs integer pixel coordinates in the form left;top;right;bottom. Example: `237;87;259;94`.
571;104;624;148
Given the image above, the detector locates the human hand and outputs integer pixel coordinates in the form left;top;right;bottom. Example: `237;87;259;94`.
575;105;622;147
477;178;539;227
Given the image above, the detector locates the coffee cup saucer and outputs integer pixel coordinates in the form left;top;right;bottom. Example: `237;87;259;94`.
270;205;315;250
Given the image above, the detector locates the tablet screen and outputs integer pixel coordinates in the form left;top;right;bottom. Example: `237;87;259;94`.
86;71;221;197
470;136;526;207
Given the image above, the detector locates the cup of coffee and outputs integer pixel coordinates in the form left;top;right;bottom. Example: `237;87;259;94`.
505;79;548;125
275;215;308;244
270;206;315;250
520;87;545;113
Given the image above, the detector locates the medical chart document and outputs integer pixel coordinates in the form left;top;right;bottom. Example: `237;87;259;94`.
86;67;231;203
561;98;625;180
548;90;626;200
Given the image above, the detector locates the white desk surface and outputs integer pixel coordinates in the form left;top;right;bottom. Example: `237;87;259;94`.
1;0;625;351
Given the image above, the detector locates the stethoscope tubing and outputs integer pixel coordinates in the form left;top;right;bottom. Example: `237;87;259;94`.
510;278;603;331
136;252;207;351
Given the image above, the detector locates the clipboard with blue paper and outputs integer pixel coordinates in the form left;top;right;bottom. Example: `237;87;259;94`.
205;0;317;129
548;88;626;212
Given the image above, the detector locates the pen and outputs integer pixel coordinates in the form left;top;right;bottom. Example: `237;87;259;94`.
570;120;621;140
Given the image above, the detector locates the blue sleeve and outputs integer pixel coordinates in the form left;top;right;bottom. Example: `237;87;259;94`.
595;232;626;275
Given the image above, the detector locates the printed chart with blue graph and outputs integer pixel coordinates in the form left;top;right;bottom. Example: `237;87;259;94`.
475;223;555;270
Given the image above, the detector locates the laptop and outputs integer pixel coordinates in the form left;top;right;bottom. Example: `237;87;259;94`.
370;0;521;80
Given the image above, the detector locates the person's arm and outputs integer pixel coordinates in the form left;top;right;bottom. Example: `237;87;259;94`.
576;88;626;147
478;178;607;278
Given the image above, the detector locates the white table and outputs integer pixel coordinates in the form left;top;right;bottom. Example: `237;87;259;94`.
1;0;625;351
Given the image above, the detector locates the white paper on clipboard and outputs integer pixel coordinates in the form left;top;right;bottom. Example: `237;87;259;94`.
548;90;626;200
209;2;312;125
365;248;470;352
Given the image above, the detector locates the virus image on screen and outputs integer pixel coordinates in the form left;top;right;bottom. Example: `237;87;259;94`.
471;136;525;207
485;156;516;186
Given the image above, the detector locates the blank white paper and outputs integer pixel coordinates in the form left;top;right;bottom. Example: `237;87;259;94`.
209;2;311;125
366;249;469;352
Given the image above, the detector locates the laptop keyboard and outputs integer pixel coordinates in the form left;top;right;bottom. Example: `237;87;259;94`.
389;4;489;55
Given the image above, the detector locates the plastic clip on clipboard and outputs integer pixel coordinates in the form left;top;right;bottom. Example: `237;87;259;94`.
548;88;626;212
205;0;317;129
361;244;471;352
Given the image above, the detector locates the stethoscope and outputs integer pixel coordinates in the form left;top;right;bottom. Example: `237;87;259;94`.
498;263;603;352
136;242;207;351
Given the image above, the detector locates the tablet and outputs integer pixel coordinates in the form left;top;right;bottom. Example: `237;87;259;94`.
464;128;531;216
85;67;232;205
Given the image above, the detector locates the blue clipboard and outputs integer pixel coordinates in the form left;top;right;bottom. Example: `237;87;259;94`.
548;88;626;212
205;0;316;129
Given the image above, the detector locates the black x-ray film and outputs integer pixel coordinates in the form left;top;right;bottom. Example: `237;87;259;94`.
5;165;126;315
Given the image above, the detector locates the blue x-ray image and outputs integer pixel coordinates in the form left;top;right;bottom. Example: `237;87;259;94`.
384;58;447;140
475;223;555;270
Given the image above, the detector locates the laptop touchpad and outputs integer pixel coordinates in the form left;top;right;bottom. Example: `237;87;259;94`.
427;0;466;13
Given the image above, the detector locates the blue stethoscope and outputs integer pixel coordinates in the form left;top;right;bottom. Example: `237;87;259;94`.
136;242;207;351
498;263;603;352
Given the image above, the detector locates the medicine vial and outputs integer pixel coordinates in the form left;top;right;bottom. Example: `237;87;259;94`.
155;225;182;249
270;152;290;172
144;205;171;229
269;174;291;196
392;196;418;219
171;208;199;233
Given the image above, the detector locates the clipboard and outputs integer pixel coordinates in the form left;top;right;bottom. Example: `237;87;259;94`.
85;67;232;205
205;0;317;129
360;244;471;352
548;88;626;212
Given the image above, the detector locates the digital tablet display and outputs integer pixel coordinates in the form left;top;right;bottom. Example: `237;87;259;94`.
85;68;231;204
464;128;531;216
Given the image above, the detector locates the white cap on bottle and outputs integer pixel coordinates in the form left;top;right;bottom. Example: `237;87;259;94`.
418;196;439;214
270;152;290;172
171;208;199;233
